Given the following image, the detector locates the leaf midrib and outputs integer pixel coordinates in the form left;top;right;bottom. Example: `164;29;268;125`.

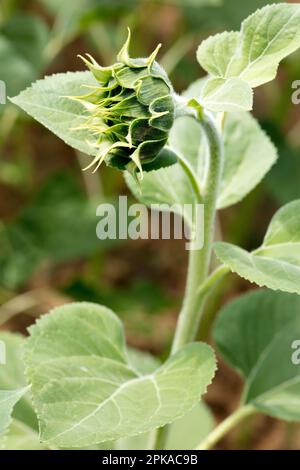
48;373;159;443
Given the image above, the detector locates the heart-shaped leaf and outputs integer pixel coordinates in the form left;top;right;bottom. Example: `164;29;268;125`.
215;200;300;294
24;302;216;447
214;289;300;421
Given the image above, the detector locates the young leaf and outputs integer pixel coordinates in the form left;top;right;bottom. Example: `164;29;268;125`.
214;200;300;294
24;302;216;447
214;289;300;421
197;31;240;79
126;79;277;211
260;200;300;261
200;76;253;112
197;3;300;88
10;71;98;156
219;111;277;208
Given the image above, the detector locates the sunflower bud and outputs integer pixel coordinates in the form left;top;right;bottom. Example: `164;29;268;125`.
72;30;176;177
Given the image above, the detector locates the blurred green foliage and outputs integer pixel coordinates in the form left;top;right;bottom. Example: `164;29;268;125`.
0;173;117;289
0;0;299;347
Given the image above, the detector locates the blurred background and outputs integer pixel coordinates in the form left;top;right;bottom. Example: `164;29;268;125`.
1;0;300;449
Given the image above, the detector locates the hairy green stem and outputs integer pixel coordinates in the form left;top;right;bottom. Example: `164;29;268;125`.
177;153;202;203
195;405;256;450
147;425;168;450
151;112;224;450
171;112;224;353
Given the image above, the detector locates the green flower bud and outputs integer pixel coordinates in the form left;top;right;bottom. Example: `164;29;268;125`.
71;29;176;177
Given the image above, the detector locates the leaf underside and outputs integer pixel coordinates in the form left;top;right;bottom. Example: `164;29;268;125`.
24;302;216;447
215;200;300;295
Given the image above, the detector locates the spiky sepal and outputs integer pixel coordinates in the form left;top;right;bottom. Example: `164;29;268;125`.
71;29;176;178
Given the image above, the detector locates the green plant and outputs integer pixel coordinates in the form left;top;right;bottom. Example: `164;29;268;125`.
2;2;300;450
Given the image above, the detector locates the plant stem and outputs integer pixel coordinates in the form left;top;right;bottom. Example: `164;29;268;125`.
195;405;256;450
151;112;224;450
196;265;229;299
147;426;167;450
171;112;224;353
177;153;202;203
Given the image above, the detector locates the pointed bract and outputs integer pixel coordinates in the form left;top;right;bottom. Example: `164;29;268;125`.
70;30;176;177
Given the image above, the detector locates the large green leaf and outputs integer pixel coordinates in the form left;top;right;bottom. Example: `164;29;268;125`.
0;334;165;450
99;400;213;450
215;200;300;294
118;343;214;450
126;79;276;212
10;71;98;157
197;4;300;88
24;302;216;447
117;402;214;450
214;289;300;421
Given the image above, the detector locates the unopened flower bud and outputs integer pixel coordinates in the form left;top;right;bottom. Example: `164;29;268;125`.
72;30;177;178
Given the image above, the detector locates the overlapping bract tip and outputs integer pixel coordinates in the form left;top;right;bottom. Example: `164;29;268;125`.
70;29;176;178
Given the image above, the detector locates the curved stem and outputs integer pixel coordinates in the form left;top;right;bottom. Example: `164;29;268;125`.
195;265;229;299
171;112;224;353
195;405;256;450
177;153;202;203
147;426;167;450
151;112;224;450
